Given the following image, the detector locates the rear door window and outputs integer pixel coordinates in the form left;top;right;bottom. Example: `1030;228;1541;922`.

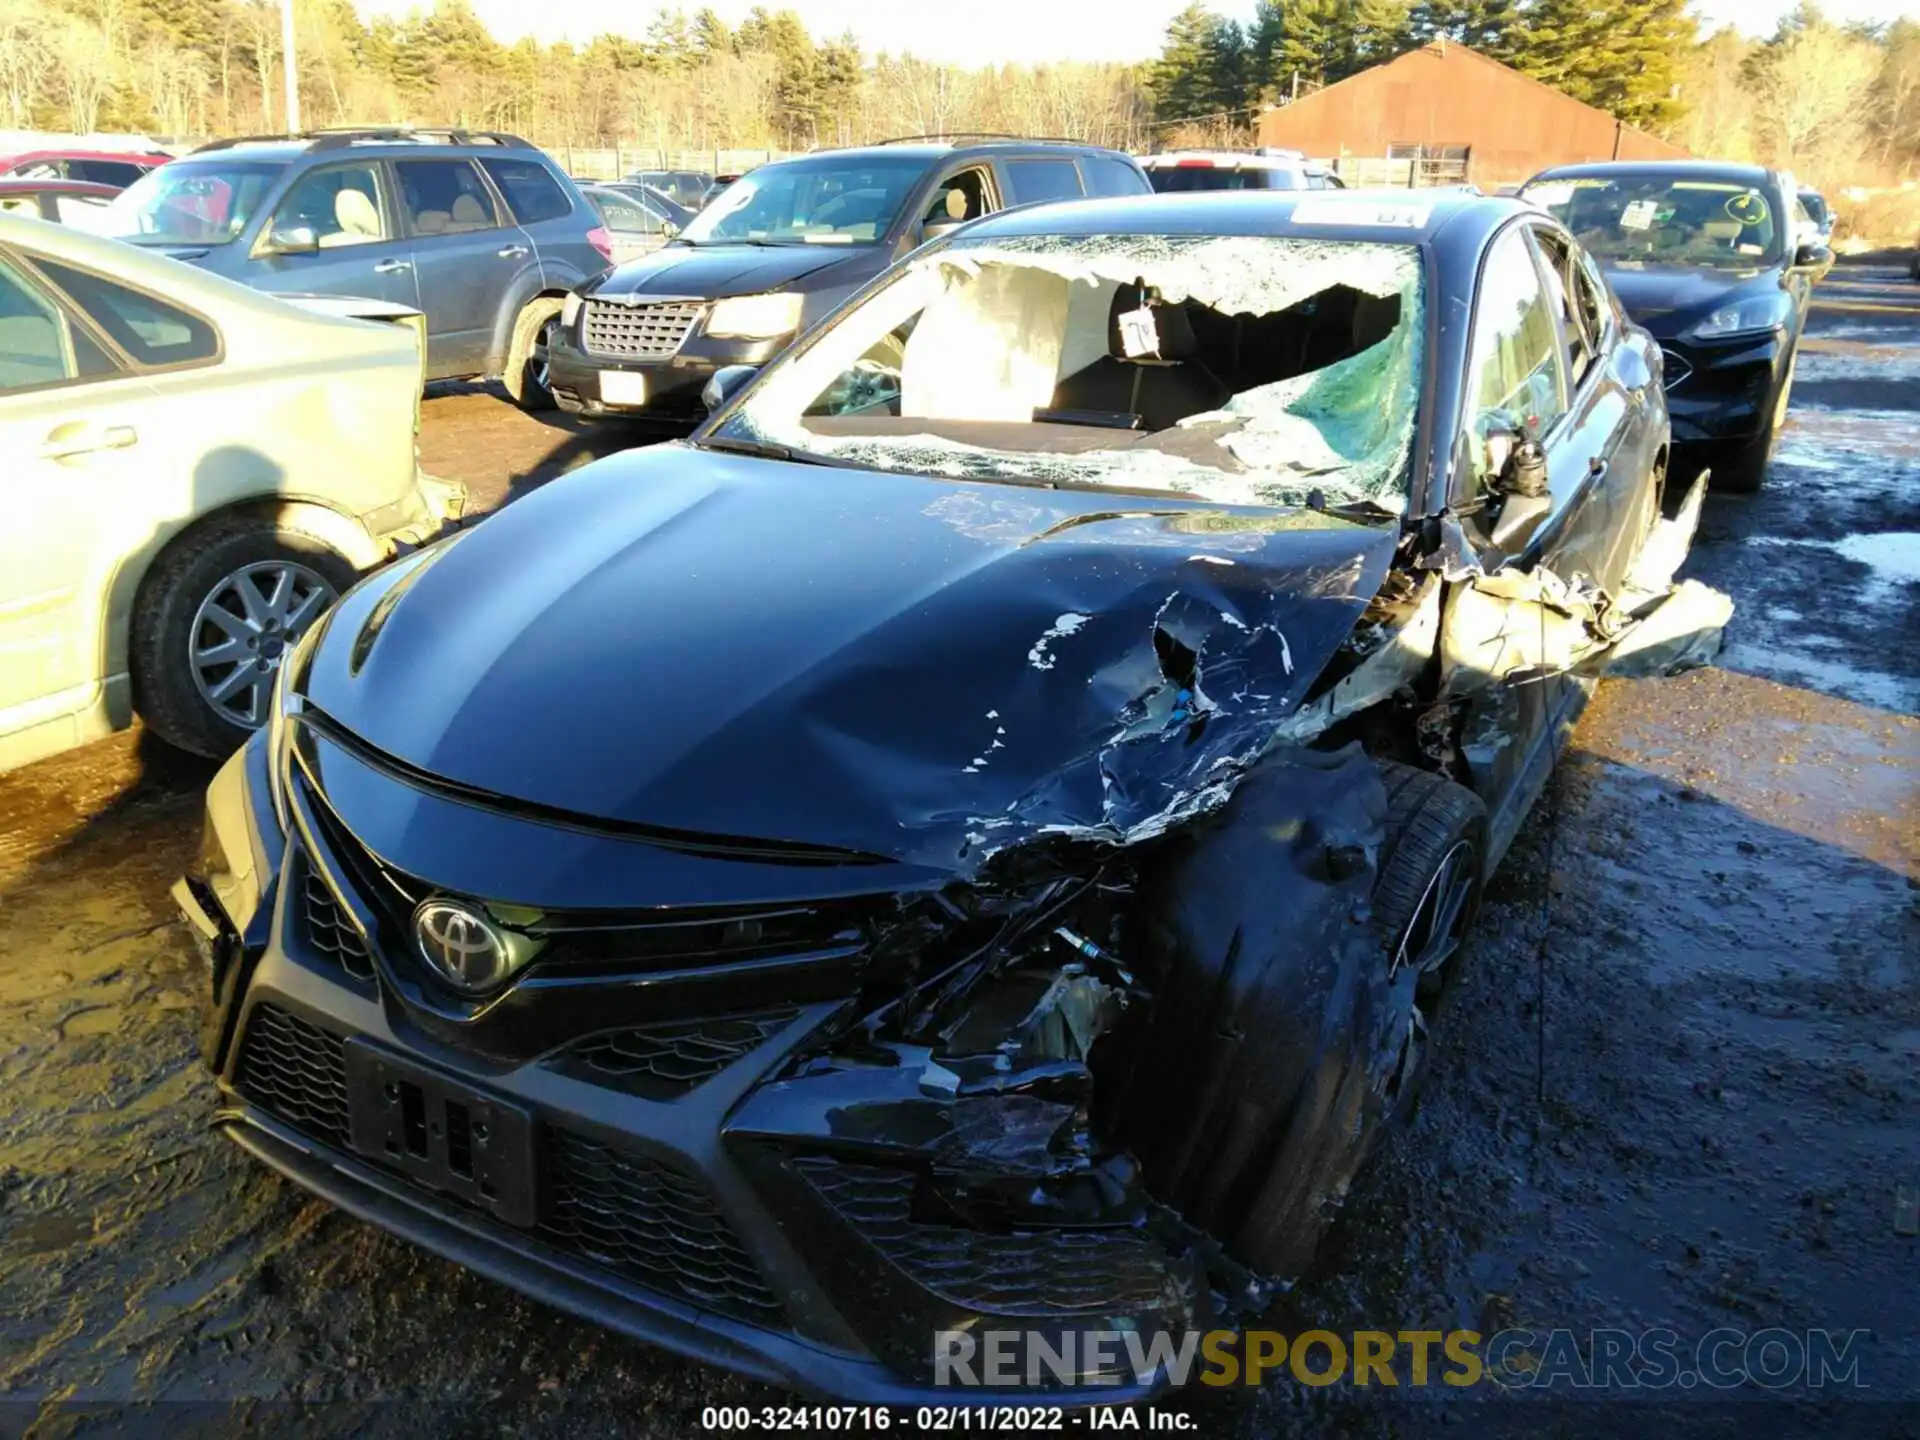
593;192;660;235
0;254;77;391
1079;155;1147;197
71;160;146;187
33;257;219;369
479;158;573;225
395;160;500;236
1003;158;1085;206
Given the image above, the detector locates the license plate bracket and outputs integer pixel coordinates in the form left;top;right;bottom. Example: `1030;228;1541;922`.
343;1039;537;1228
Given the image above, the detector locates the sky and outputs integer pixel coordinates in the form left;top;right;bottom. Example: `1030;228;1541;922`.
355;0;1920;64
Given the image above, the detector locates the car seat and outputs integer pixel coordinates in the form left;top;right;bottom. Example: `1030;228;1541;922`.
320;188;381;247
449;193;489;230
1047;291;1230;429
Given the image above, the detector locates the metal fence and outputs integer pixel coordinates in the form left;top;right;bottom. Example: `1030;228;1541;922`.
550;147;792;180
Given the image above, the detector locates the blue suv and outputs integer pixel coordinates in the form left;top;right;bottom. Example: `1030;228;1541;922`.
100;128;612;409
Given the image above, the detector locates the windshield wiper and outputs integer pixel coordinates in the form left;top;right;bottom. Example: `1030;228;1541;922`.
697;435;824;464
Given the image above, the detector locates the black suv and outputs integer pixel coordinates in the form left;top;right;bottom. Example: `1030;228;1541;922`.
546;139;1150;423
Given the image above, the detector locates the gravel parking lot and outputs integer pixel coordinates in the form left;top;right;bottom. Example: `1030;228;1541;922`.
0;262;1913;1436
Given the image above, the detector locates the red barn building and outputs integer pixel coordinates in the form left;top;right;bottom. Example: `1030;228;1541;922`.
1256;41;1689;187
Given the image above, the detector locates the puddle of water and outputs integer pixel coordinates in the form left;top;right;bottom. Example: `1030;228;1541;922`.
1796;349;1920;385
1746;531;1920;609
1719;639;1920;715
4;1213;95;1255
60;1005;125;1039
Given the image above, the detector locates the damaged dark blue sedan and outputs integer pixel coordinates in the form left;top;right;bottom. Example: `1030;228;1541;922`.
176;191;1729;1402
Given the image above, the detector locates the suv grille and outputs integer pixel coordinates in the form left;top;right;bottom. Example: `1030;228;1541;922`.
230;1005;783;1325
582;299;702;360
551;1008;799;1100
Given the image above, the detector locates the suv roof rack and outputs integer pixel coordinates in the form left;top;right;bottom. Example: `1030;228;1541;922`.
869;132;1097;147
193;127;534;155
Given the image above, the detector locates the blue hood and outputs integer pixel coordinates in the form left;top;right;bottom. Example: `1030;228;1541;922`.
301;446;1396;872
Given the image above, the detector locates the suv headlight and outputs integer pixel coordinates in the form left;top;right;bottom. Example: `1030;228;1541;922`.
706;291;804;340
561;290;583;328
1689;294;1792;340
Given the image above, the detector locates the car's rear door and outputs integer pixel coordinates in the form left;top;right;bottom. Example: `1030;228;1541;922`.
396;156;533;378
0;245;221;762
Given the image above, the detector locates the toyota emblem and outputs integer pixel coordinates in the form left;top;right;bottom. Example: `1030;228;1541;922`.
413;898;512;993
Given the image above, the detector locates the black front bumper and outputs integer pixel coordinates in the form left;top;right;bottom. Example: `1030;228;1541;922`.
547;320;786;423
181;735;1189;1404
1659;329;1789;445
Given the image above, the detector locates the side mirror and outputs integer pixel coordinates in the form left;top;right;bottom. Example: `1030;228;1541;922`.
918;218;964;247
701;364;758;413
267;224;318;255
663;220;680;238
1793;241;1832;270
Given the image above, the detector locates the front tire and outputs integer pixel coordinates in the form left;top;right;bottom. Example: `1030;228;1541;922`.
1713;348;1796;493
131;512;357;759
1368;762;1487;1125
503;298;565;411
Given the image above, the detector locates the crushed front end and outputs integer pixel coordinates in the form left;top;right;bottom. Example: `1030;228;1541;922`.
185;709;1272;1401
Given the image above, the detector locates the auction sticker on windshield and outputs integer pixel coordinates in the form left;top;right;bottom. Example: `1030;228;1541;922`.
1291;198;1432;229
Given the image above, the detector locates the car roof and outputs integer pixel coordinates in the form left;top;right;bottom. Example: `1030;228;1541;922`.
0;148;167;166
1528;159;1781;187
956;187;1520;245
1138;149;1319;169
0;177;121;195
774;140;1137;167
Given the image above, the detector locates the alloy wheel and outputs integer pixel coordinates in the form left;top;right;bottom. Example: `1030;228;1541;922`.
188;560;336;727
532;317;561;393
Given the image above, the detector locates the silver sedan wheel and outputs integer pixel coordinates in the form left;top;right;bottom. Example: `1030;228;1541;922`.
188;560;336;728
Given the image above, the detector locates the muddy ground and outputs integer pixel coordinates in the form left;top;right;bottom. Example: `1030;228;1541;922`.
0;264;1914;1438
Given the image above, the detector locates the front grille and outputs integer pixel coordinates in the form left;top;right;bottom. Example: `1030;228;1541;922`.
299;860;375;981
582;299;702;360
539;1129;784;1323
230;1006;783;1325
1659;347;1693;390
795;1159;1181;1315
234;1004;351;1145
551;1008;799;1100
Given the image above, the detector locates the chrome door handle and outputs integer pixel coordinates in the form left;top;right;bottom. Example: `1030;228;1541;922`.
39;424;137;460
373;258;412;274
497;244;530;259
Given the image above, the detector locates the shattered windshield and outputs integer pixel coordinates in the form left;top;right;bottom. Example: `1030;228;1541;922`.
716;232;1426;511
1520;174;1784;270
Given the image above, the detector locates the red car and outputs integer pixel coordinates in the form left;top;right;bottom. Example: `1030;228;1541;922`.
0;177;120;224
0;148;170;189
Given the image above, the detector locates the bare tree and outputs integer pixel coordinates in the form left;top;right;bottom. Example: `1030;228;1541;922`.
1746;19;1884;175
53;20;116;133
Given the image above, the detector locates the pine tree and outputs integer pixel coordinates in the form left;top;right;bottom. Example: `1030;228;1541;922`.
1150;3;1224;125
